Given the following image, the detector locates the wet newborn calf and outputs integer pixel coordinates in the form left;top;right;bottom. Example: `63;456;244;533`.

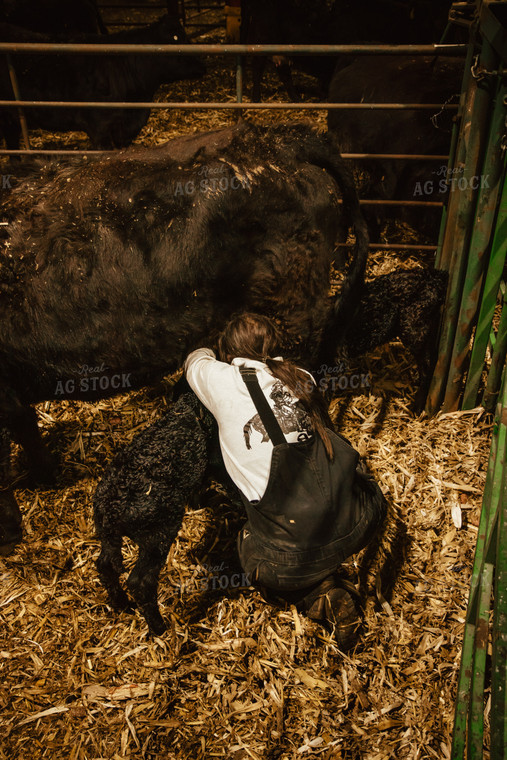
93;392;217;634
342;268;448;411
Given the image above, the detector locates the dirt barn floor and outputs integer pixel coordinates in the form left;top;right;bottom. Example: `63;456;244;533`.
0;19;495;760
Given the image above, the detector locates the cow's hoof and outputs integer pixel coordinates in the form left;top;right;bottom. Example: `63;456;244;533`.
0;491;23;555
147;617;167;637
29;455;59;485
109;594;134;615
0;525;23;556
18;457;59;489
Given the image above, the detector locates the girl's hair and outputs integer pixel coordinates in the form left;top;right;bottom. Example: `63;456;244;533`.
217;313;334;459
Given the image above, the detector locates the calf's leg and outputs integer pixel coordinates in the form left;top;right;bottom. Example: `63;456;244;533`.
0;427;22;554
96;532;132;613
411;336;439;414
126;534;174;636
7;404;57;484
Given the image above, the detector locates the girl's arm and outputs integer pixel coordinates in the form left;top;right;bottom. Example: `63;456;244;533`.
184;348;227;415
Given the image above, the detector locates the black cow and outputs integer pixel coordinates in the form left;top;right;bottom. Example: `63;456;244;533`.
328;55;464;239
241;0;454;102
0;0;107;35
0;121;368;551
0;12;204;149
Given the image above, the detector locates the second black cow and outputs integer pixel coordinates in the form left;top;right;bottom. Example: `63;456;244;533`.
0;9;204;149
328;55;464;239
0;0;107;35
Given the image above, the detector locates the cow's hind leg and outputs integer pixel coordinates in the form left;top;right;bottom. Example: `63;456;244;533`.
8;403;57;484
126;534;173;636
251;56;267;102
0;426;22;554
276;59;300;102
412;338;437;414
96;533;132;613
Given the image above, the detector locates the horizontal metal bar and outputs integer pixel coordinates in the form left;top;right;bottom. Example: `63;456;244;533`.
99;3;167;6
359;199;443;206
100;2;222;9
337;243;438;250
0;147;449;161
107;22;221;28
343;153;449;161
0;148;113;155
336;198;443;207
0;42;468;55
0;100;459;111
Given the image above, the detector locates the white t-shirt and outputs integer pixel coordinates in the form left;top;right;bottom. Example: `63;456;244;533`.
184;348;314;501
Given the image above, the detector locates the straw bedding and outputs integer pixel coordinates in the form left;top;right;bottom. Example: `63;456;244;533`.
0;9;493;759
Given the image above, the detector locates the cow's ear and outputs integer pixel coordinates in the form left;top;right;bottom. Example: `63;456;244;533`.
166;0;181;19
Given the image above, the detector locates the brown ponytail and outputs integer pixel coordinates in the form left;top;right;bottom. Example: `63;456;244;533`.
217;313;334;459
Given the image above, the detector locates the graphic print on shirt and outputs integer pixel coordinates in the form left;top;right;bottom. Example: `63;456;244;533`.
243;381;312;449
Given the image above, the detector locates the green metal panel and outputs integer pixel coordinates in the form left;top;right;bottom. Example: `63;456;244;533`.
490;476;507;759
483;290;507;411
453;621;482;759
490;365;507;759
436;26;478;270
468;561;494;758
451;358;507;758
442;80;507;411
427;38;499;414
463;168;507;409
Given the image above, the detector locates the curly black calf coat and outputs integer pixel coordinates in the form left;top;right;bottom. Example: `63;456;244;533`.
94;392;218;635
341;268;448;411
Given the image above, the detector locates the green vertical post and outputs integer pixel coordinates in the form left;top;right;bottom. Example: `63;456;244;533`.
442;80;507;411
483;289;507;412
490;361;507;760
451;358;506;759
436;24;478;270
436;56;478;275
427;39;498;414
468;561;494;758
462;168;507;409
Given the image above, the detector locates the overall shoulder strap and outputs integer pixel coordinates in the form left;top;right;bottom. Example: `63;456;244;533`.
239;366;286;446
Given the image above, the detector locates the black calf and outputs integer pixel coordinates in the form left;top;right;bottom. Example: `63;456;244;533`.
94;392;217;634
341;268;448;411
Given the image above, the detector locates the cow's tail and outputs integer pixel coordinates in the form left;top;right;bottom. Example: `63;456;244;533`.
300;128;369;362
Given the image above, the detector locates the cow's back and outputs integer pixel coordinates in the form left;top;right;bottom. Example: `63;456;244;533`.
0;123;355;403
